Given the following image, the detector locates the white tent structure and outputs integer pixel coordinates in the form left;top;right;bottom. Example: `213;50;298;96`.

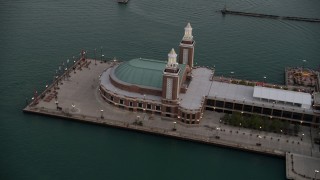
253;86;312;109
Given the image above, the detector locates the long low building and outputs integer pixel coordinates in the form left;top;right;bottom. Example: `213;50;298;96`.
98;23;320;126
206;81;319;124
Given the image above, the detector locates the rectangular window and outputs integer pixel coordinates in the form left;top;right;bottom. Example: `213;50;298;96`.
156;106;161;111
282;111;292;118
138;102;143;108
129;102;133;107
272;109;282;117
262;108;272;115
192;114;195;119
234;103;243;111
183;49;188;64
110;96;114;101
253;106;262;114
120;99;124;105
224;102;233;109
147;104;151;109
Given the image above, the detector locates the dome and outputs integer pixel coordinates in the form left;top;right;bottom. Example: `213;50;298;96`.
114;58;166;89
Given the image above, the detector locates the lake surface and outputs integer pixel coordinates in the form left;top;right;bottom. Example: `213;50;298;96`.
1;0;319;179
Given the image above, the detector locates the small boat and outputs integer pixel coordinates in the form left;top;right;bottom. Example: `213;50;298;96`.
117;0;129;4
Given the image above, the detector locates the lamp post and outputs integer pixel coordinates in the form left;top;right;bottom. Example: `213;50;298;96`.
257;135;262;146
100;109;104;119
230;71;234;82
55;100;59;110
216;127;220;139
315;170;319;180
71;103;75;112
301;133;304;141
173;121;176;131
263;76;267;84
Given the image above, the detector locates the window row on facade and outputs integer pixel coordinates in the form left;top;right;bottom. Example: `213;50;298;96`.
100;87;162;114
206;99;318;123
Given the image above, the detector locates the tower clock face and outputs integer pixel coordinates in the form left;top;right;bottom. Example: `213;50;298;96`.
166;78;173;100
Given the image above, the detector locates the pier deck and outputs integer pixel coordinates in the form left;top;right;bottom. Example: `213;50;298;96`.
24;59;320;179
286;153;320;180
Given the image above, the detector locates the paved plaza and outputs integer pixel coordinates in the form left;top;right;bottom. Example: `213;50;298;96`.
25;59;320;179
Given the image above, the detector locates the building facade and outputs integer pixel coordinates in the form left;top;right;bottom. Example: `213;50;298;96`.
99;23;320;126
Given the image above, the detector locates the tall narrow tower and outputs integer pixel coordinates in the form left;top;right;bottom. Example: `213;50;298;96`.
178;23;195;69
162;48;180;118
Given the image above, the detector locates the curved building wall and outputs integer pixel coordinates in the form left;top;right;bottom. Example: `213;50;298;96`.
110;73;162;96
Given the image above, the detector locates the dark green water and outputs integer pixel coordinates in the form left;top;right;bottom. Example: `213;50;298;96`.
1;0;319;179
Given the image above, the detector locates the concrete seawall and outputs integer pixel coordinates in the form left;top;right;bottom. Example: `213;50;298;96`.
23;107;285;158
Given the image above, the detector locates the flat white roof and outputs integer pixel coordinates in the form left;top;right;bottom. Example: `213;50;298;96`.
208;81;254;102
253;86;312;108
207;80;313;112
179;68;212;110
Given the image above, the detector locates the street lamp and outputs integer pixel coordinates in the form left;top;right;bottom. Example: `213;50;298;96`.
64;68;68;80
230;71;234;81
257;135;262;146
315;170;319;179
215;127;221;139
301;133;304;141
55;100;59;109
263;76;267;83
71;103;76;112
100;109;104;119
173;121;176;131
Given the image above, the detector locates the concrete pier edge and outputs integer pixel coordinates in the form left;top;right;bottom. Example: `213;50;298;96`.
22;107;285;158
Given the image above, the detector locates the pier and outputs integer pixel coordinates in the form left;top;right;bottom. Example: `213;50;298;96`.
221;9;320;23
23;58;320;179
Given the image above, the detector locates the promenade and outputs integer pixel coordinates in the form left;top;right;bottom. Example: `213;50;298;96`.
24;59;320;179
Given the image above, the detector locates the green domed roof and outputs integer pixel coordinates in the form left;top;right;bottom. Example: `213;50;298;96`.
114;58;186;89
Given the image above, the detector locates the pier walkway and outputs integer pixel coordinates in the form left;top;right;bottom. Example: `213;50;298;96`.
24;59;320;179
221;9;320;23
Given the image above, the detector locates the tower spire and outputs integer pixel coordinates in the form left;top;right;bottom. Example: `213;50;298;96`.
167;48;178;69
182;22;193;41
